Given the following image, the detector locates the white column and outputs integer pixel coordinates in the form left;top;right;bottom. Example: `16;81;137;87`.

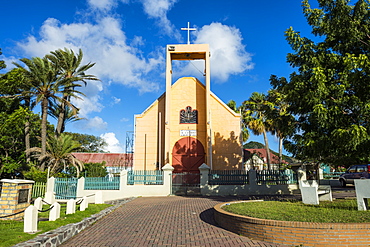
66;199;76;215
34;197;43;211
49;202;61;221
24;205;38;233
76;177;85;198
80;196;88;211
162;163;174;195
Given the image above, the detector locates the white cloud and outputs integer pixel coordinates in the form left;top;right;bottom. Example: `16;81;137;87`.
111;96;121;105
120;117;129;122
87;0;117;11
139;0;181;40
190;22;254;82
16;15;164;116
82;116;108;130
100;132;125;153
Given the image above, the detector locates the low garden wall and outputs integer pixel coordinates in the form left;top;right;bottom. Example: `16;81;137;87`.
214;201;370;246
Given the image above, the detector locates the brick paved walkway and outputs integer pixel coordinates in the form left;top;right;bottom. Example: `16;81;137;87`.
62;196;286;247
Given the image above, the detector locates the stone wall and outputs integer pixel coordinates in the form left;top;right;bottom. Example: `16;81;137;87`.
0;180;34;220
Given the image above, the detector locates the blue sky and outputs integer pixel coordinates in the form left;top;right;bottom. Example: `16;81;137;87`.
0;0;319;154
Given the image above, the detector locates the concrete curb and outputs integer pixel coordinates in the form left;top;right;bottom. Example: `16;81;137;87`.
14;197;135;247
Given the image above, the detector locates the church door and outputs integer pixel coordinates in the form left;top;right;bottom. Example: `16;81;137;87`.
172;137;205;195
172;137;205;173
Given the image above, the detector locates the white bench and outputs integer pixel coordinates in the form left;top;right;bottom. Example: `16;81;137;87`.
299;180;332;205
354;179;370;210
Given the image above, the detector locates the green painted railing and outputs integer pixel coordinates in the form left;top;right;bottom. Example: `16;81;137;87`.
209;170;248;185
55;178;78;199
84;176;120;190
128;170;163;185
32;182;46;198
256;169;297;185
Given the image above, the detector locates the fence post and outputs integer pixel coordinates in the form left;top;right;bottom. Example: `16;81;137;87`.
44;177;56;204
24;205;38;233
66;199;76;214
120;170;128;190
95;191;104;204
76;177;85;198
199;163;210;196
162;163;174;195
34;197;43;211
248;169;257;186
46;177;55;193
49;202;61;221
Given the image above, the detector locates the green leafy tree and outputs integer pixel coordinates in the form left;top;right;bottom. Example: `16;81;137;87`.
46;48;98;136
241;92;275;169
0;107;43;177
28;133;84;177
66;132;107;153
83;162;108;177
272;0;370;166
0;68;36;162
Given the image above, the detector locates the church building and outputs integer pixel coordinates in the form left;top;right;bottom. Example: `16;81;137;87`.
133;43;243;173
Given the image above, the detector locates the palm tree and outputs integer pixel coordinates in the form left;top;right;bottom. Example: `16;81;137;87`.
48;102;85;131
14;57;83;169
241;92;274;170
46;48;98;136
267;89;293;165
227;100;250;143
13;57;60;163
28;133;84;177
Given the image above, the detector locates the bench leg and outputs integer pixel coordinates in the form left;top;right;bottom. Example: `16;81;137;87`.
318;192;332;202
357;197;368;211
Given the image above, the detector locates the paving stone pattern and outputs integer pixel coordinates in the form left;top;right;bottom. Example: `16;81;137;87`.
62;196;286;247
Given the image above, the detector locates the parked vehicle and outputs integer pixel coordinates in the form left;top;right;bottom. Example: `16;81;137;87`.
339;164;370;187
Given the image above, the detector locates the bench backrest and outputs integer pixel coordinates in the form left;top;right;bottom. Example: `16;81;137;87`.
299;180;318;188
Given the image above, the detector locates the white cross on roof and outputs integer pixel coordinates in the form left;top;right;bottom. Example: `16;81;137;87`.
181;22;196;45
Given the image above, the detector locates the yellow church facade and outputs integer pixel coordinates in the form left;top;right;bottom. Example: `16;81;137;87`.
133;44;242;172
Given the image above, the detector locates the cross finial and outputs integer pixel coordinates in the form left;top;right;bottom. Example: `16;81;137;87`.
181;22;196;45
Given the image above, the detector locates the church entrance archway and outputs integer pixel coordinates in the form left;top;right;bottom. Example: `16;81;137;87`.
171;137;205;196
172;137;205;173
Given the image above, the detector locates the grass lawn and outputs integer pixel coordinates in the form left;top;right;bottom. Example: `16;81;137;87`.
222;199;370;223
0;203;111;247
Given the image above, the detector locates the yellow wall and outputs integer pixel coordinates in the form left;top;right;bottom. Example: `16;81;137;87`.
134;95;165;170
169;77;207;162
210;93;243;170
134;77;242;171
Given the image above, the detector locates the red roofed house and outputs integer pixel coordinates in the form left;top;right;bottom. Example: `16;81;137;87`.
72;153;133;174
243;149;288;170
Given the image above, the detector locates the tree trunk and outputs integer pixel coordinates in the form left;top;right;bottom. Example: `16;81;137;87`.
278;137;283;165
55;96;67;136
40;98;48;170
25;119;30;163
25;98;31;163
263;130;271;170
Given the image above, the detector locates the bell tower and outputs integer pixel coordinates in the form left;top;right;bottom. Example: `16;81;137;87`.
164;44;212;167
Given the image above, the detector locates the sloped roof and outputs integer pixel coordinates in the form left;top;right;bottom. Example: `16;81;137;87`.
243;149;288;164
72;153;132;167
